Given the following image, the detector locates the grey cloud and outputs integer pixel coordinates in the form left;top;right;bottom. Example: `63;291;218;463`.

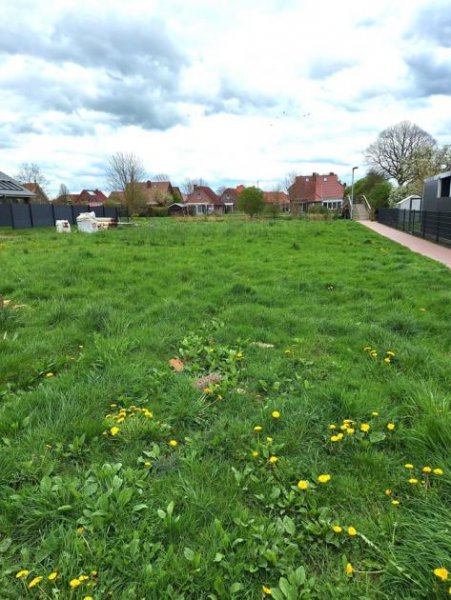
411;2;451;47
405;52;451;97
203;77;277;116
309;59;355;80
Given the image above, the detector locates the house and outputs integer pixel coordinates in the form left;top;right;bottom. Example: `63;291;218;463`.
0;171;36;203
168;203;188;216
263;191;290;212
78;189;108;206
134;180;183;207
422;171;451;212
23;182;49;203
395;195;421;211
185;185;223;215
289;172;345;212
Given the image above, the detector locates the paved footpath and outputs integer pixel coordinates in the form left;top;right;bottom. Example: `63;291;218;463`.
358;220;451;269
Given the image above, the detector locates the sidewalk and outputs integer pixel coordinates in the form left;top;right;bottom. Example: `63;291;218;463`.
357;220;451;269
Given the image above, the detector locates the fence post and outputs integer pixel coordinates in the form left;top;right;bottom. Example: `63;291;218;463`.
29;203;34;227
402;209;406;231
51;203;56;226
10;203;15;229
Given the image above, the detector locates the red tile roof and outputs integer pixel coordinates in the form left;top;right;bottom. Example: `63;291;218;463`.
289;173;344;203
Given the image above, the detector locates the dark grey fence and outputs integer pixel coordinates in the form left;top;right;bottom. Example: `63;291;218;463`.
377;208;451;246
0;203;123;229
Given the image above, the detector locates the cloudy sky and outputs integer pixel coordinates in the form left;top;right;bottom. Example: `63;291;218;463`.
1;0;451;196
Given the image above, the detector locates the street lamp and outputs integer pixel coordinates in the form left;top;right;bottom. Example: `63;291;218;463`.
351;166;359;205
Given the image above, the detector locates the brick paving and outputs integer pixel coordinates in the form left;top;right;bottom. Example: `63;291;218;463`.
358;220;451;269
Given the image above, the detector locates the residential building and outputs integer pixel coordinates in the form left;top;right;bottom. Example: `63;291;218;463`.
78;189;108;206
422;170;451;212
0;171;36;203
263;191;290;212
289;172;345;212
23;182;49;203
185;185;223;215
395;195;421;211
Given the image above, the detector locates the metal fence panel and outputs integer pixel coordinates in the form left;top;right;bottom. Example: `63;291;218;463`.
11;204;32;229
377;208;451;246
0;204;12;227
54;205;74;223
31;204;54;227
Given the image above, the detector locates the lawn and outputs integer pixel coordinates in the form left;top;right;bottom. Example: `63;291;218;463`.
0;218;450;599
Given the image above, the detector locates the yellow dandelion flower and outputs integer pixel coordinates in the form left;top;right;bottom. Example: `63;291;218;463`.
408;478;418;485
78;575;89;582
347;526;357;536
387;422;395;431
422;466;432;473
433;468;444;476
83;597;94;600
48;571;58;580
370;351;378;358
46;372;54;378
271;410;281;419
297;480;309;490
434;567;449;582
266;437;273;443
385;489;392;496
330;435;341;442
110;403;117;408
143;409;153;418
386;351;395;357
318;474;331;484
144;461;152;469
404;463;414;469
383;357;391;364
268;455;278;464
328;424;337;430
346;562;353;576
391;499;400;506
76;526;85;535
253;425;263;432
339;424;348;431
371;411;379;416
116;417;125;424
110;426;120;436
15;570;30;579
262;585;272;595
28;576;43;588
360;423;370;433
346;428;355;435
332;525;342;533
251;451;259;458
69;578;81;588
90;571;98;577
169;439;178;447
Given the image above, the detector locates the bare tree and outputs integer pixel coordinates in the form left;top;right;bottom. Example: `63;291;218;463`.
57;183;71;204
15;162;49;192
180;177;209;195
282;170;297;193
365;121;436;186
152;173;170;182
106;152;146;214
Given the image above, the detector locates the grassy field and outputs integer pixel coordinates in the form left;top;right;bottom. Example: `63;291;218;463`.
0;218;450;599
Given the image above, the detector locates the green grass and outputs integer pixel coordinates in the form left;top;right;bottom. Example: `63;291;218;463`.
0;219;450;599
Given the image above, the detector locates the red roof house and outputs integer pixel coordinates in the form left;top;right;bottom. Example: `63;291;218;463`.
288;173;345;212
185;185;223;215
263;191;290;212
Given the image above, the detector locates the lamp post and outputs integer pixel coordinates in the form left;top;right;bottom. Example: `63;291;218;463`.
351;166;358;206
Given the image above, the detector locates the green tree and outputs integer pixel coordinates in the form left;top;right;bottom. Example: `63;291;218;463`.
237;186;265;217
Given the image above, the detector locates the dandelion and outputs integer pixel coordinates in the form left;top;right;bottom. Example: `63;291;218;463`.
422;466;432;473
251;451;259;458
271;411;281;419
434;567;449;582
266;437;273;443
253;426;263;432
110;426;120;436
15;570;30;579
45;372;54;378
328;424;337;430
363;346;372;351
144;461;152;469
330;435;341;442
83;597;94;600
433;468;444;476
387;351;395;357
318;474;331;484
76;526;85;535
404;463;414;469
143;409;153;418
69;578;81;588
384;357;391;364
347;526;357;536
28;576;43;588
268;456;278;464
297;480;309;490
391;499;400;506
78;575;89;582
332;525;342;533
371;411;379;417
385;489;392;496
91;571;98;577
360;423;370;433
169;439;178;448
370;351;377;358
262;585;272;595
408;478;418;485
48;571;58;580
387;423;396;431
346;428;355;435
346;562;354;576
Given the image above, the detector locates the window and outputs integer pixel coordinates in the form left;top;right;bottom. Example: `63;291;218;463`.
323;177;327;181
306;178;309;182
439;176;451;197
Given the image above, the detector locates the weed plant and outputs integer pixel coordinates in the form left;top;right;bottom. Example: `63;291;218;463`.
0;219;450;598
